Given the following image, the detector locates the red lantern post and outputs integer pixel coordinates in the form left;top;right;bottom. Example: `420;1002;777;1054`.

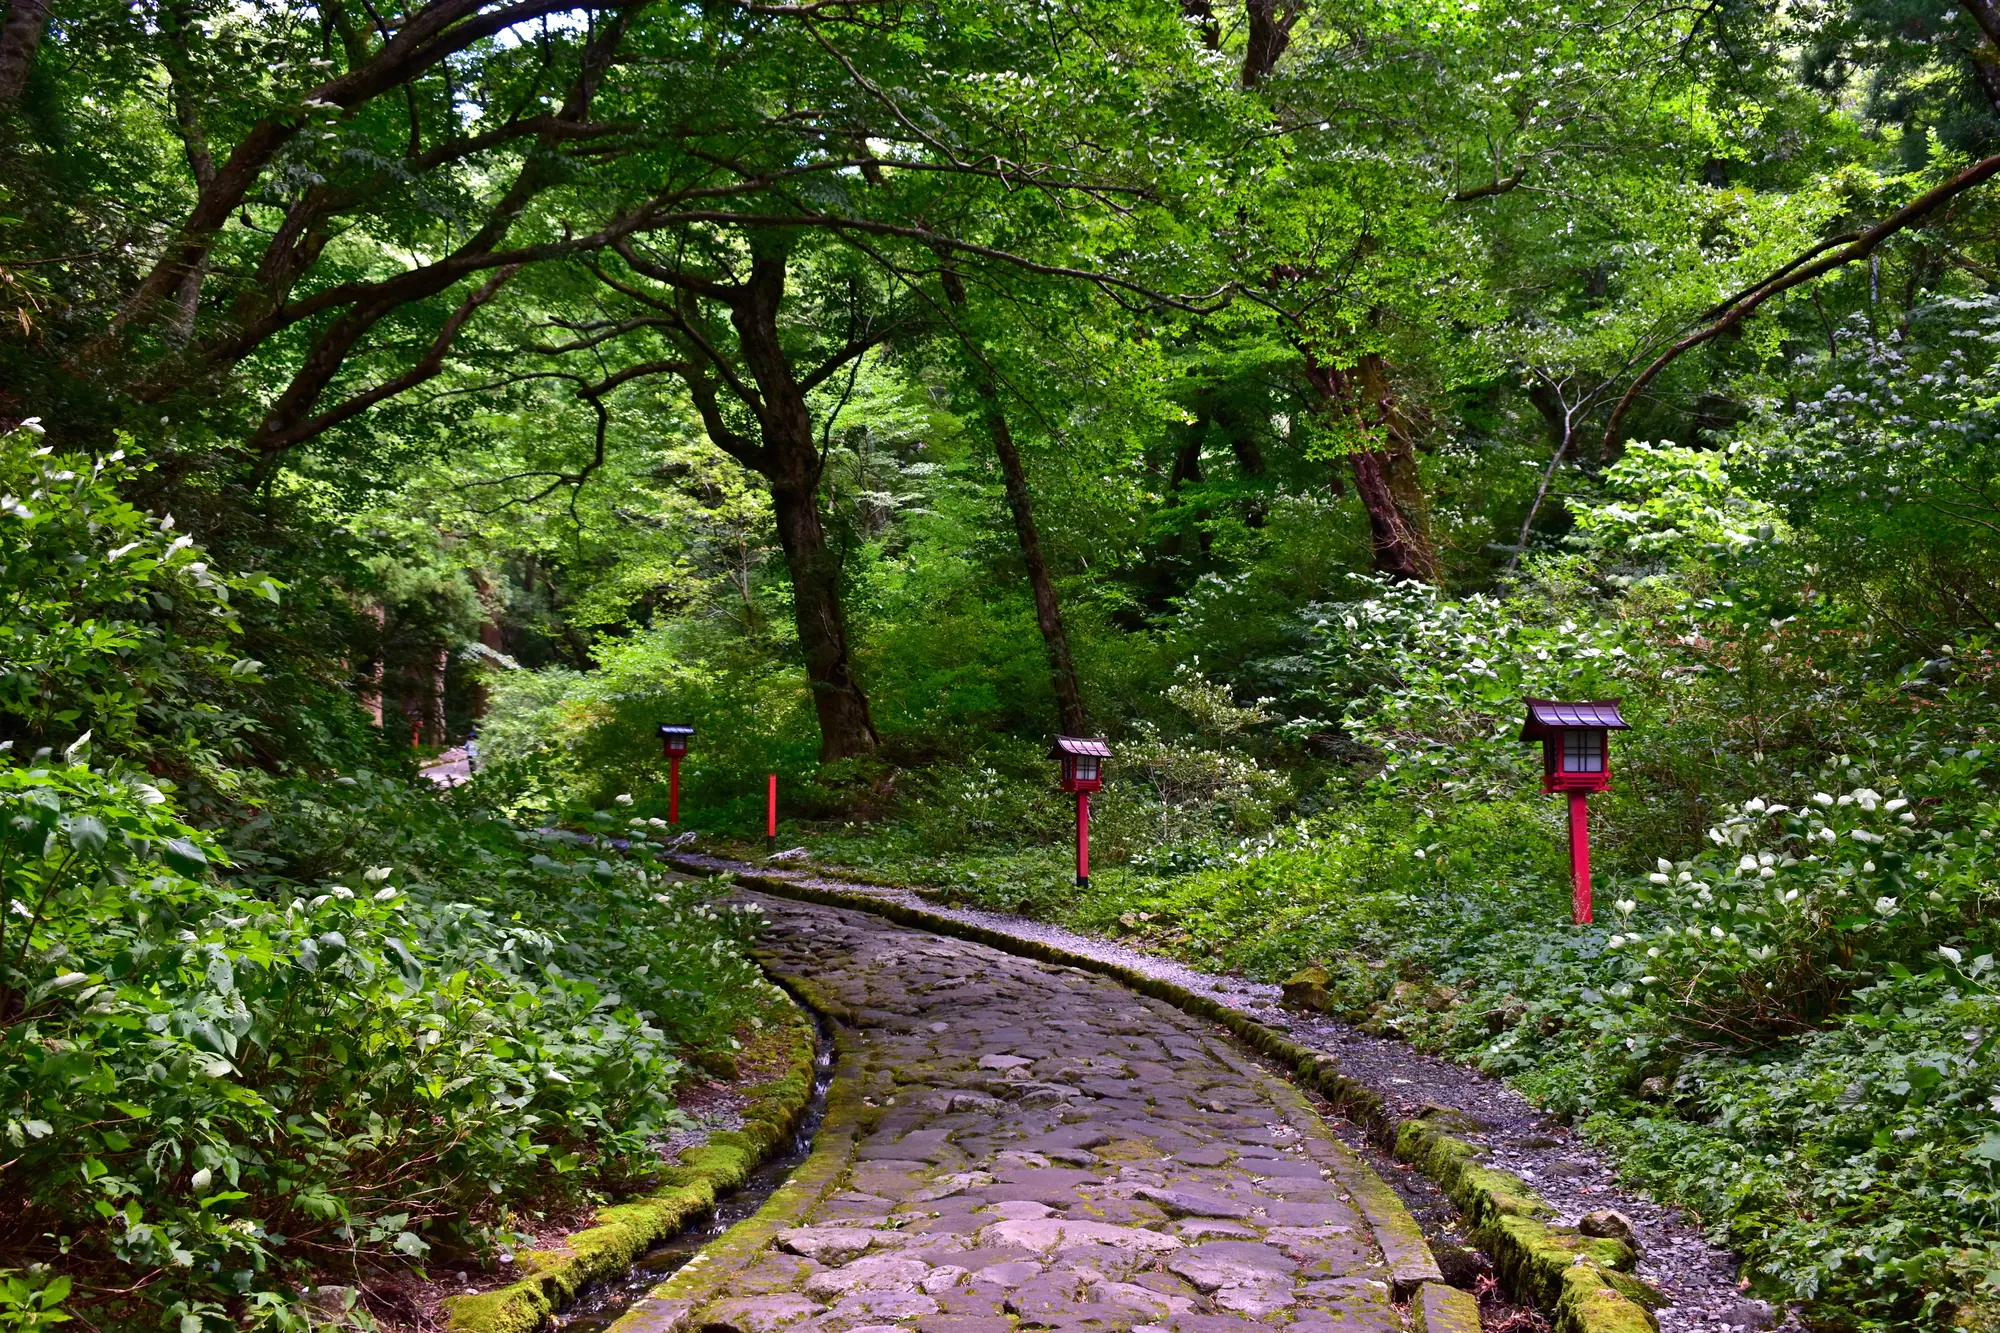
1519;700;1631;924
1051;736;1110;887
767;772;778;853
658;725;693;824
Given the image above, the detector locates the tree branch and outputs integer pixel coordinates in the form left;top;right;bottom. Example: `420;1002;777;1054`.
1603;150;2000;453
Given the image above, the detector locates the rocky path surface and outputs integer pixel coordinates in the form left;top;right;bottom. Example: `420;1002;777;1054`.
610;892;1463;1333
661;851;1786;1333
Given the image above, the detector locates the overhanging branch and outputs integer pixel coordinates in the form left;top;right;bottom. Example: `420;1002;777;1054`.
1603;149;2000;453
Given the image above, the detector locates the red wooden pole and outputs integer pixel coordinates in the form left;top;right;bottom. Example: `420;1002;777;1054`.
669;755;681;825
1569;791;1592;924
1076;790;1090;887
767;772;777;853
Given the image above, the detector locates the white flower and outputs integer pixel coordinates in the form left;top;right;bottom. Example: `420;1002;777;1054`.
1640;975;1659;984
1853;788;1881;811
330;886;354;900
191;1167;212;1193
373;887;398;902
1677;871;1693;883
1615;899;1636;915
1710;926;1726;939
1818;826;1837;843
1608;935;1625;948
363;866;393;882
1784;888;1800;902
1940;946;1964;965
1737;854;1759;872
1647;947;1661;958
1900;812;1916;824
1649;873;1670;885
1743;798;1767;813
1864;860;1877;873
1758;851;1775;867
1873;895;1899;916
1885;798;1908;813
1656;858;1673;873
614;793;634;805
1759;867;1777;879
131;782;166;806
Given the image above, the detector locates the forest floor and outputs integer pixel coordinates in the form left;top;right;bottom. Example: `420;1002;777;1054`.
608;889;1458;1333
673;850;1794;1333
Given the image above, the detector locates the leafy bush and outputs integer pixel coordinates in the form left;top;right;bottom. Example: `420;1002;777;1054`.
1;754;767;1330
0;425;773;1330
0;424;279;780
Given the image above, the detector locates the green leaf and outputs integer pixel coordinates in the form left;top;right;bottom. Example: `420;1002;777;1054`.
64;815;107;855
160;837;207;874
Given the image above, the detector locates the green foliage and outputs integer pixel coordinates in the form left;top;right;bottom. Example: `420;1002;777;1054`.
472;621;819;829
0;425;278;777
1;754;766;1329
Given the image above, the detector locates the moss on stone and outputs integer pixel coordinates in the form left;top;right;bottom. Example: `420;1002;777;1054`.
1556;1265;1661;1333
443;987;819;1333
1413;1281;1482;1333
1281;965;1332;1011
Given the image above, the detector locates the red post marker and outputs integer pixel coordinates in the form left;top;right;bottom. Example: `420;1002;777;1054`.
1569;791;1592;925
1518;700;1630;927
1051;736;1108;889
766;772;777;853
1076;790;1091;887
658;725;693;825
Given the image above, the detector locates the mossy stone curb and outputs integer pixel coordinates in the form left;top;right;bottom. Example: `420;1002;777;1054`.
681;859;1661;1333
443;991;819;1333
1396;1116;1659;1332
606;1005;871;1333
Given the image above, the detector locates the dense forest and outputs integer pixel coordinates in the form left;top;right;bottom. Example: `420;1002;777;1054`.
5;0;2000;1327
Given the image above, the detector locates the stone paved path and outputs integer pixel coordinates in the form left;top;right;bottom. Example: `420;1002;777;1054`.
611;893;1444;1333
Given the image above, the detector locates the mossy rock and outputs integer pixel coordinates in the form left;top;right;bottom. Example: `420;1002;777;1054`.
1555;1264;1660;1333
696;1049;742;1080
1281;965;1332;1011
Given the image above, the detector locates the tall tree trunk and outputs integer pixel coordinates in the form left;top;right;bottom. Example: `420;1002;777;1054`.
1240;0;1301;86
0;0;50;101
1302;350;1438;582
733;249;879;762
425;644;449;745
359;600;386;725
938;269;1089;736
1163;429;1212;559
1217;404;1268;528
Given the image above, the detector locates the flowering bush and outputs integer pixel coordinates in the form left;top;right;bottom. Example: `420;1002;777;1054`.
1606;761;1998;1041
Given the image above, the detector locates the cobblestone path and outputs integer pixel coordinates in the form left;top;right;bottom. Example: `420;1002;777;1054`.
610;894;1444;1333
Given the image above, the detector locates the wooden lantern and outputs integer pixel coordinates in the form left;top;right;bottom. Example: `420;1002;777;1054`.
1051;735;1110;886
1519;700;1629;924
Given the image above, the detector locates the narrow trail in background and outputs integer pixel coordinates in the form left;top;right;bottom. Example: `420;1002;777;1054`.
608;890;1458;1333
666;852;1788;1333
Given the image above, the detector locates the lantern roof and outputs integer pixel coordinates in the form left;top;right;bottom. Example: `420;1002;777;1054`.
1519;699;1628;741
1050;735;1111;759
658;723;695;736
